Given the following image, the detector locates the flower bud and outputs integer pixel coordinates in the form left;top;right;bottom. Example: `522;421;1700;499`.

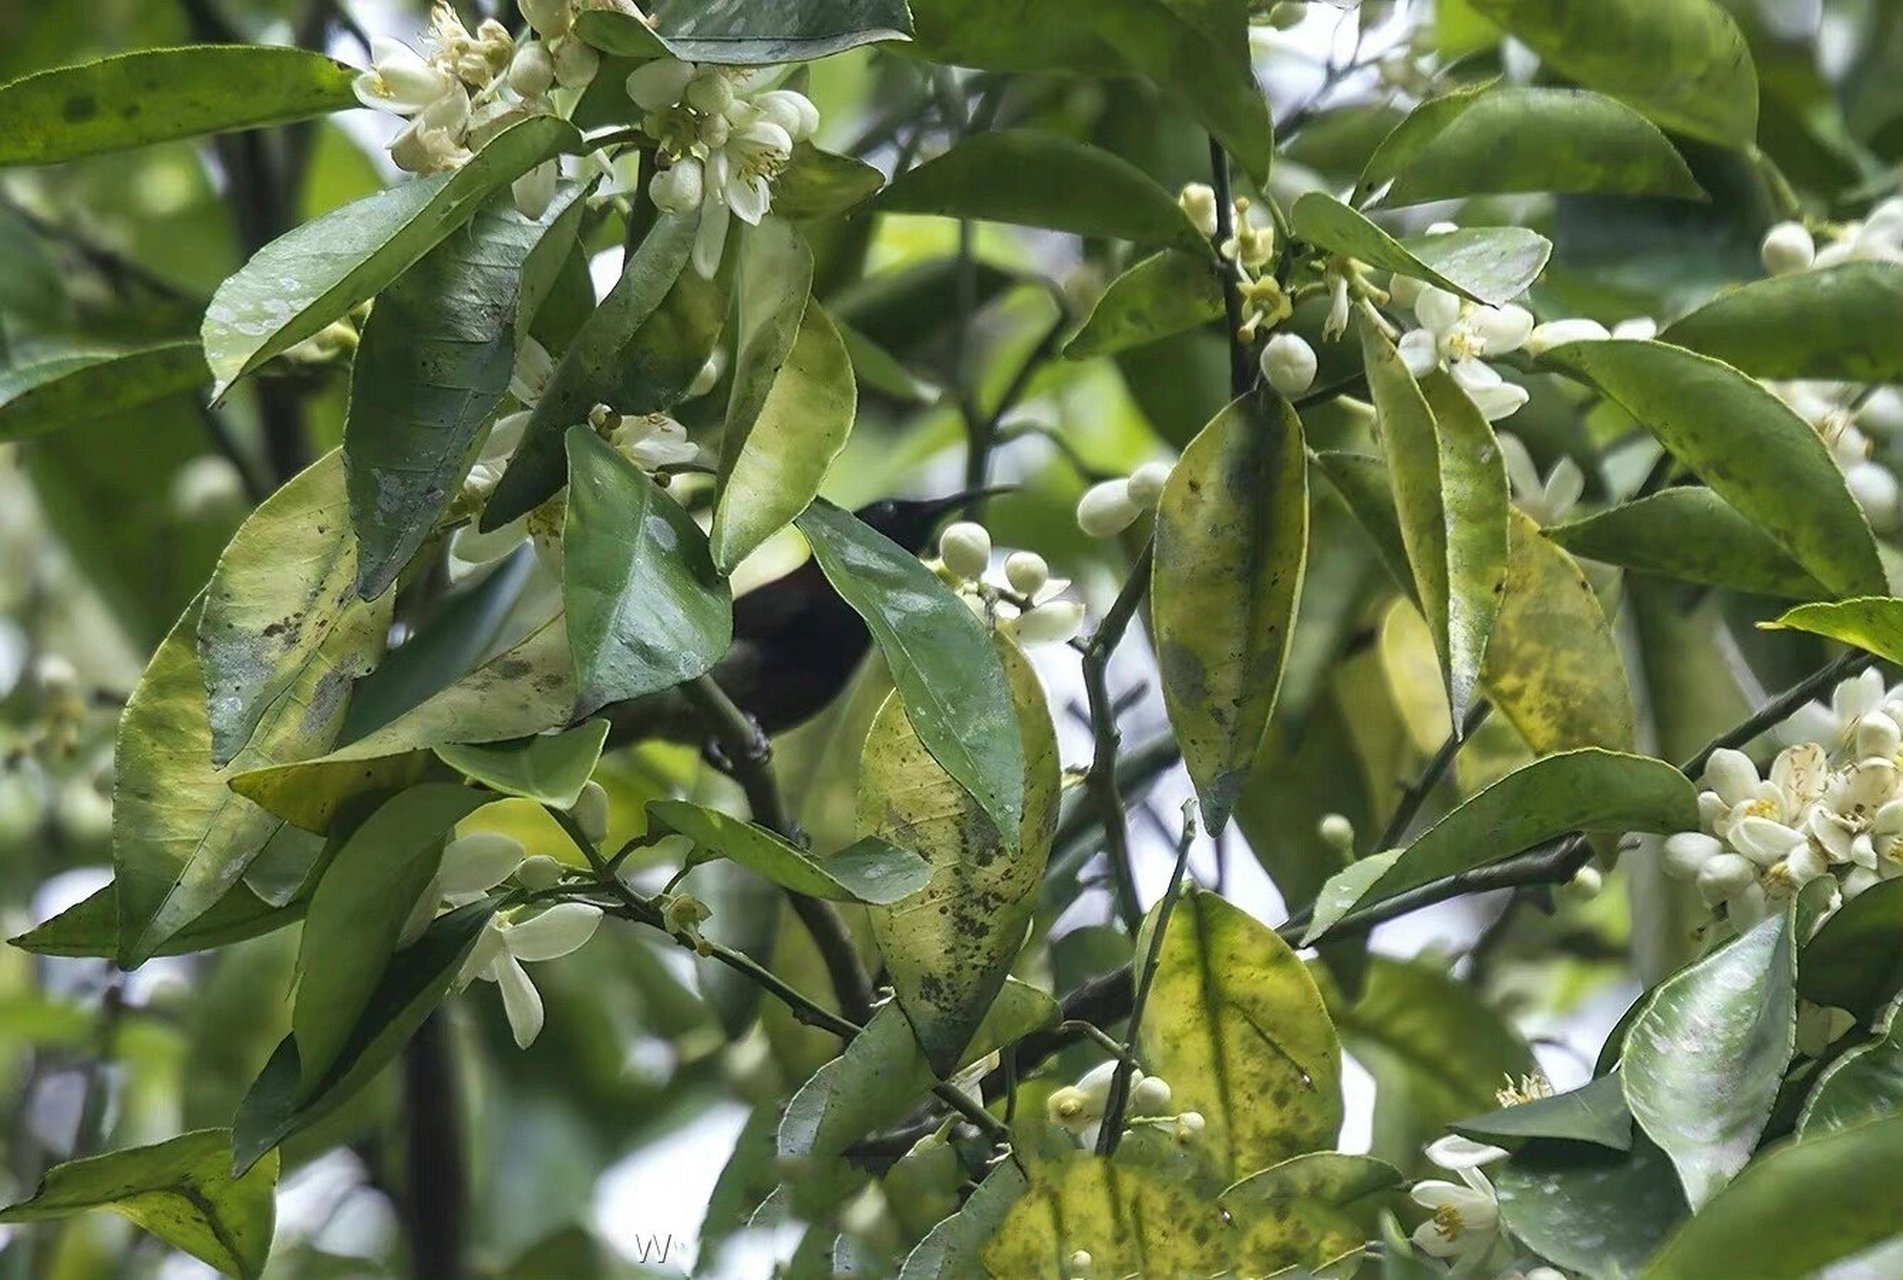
1847;462;1901;533
1857;711;1902;761
1125;461;1174;509
1002;551;1050;597
1046;1085;1094;1128
1318;813;1354;853
1761;221;1816;276
684;69;734;115
571;780;610;843
1260;332;1318;396
515;854;566;891
1129;1075;1172;1115
1661;831;1722;880
1387;272;1424;309
170;456;247;520
440;831;528;896
1267;1;1306;28
1696;851;1757;905
1612;316;1658;340
509;40;556;98
1525;317;1610;355
649;157;705;216
938;521;992;580
1178;183;1219;238
1562;864;1604;902
757;89;821;142
512;160;558;221
1068;1250;1094;1278
1012;600;1085;648
1173;1111;1206;1142
521;0;573;36
1076;478;1142;537
1703;748;1758;803
502;901;602;961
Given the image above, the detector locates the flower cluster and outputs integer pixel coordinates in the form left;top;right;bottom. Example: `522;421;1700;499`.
1074;460;1173;539
936;521;1085;648
352;3;598;216
1179;183;1293;347
1391;284;1534;422
1661;670;1903;929
1760;198;1903;276
1044;1060;1204;1149
629;60;821;277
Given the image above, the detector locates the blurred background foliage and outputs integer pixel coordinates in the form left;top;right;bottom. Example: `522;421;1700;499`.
0;0;1897;1275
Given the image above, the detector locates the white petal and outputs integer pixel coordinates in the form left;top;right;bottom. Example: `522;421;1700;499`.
1414;286;1461;334
692;191;731;279
1494;431;1544;501
502;902;603;961
1525;317;1609;355
1426;1134;1508;1169
1543;455;1586;517
1612;316;1658;340
440;831;528;896
1075;479;1142;537
1011;600;1086;648
1662;831;1723;879
495;955;546;1048
1697;851;1758;903
1470;303;1534;354
1731;816;1805;868
451;515;531;565
1397;328;1440;378
1704;748;1761;806
1462;374;1529;421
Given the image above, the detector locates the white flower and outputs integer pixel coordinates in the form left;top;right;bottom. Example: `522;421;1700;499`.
1261;332;1318;396
1812;198;1903;269
464;902;604;1047
400;831;527;945
388;81;473;174
1398;287;1534;420
1410;1135;1506;1274
1497;432;1584;525
1076;478;1143;537
354;36;456;114
1008;600;1086;648
609;412;698;470
1767;381;1902;531
1779;669;1890;752
1761;221;1817;275
938;522;992;580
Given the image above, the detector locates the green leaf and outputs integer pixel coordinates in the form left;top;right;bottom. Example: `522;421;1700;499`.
1764;596;1903;664
1639;1113;1903;1279
1454;1072;1633;1151
1621;907;1796;1208
1801;1017;1903;1137
879;130;1205;250
800;500;1026;843
0;45;358;166
202;116;576;397
1541;339;1886;598
574;0;912;64
1357;85;1703;207
0;1131;276;1279
485;211;714;528
857;637;1057;1074
1064;248;1225;359
13;881;302;960
434;721;608;809
647;798;930;905
1219;1153;1404;1231
711;303;854;572
1360;327;1510;728
563;427;732;716
292;783;489;1092
1546;488;1829;600
1141;890;1343;1180
346;183;587;599
115;588;377;965
1314;451;1412;592
234;902;495;1173
779;982;1056;1160
1292;194;1551;305
1494;1135;1685;1280
1662;263;1903;382
198;451;389;767
1797;878;1903;1019
1466;0;1757;148
773;143;886;219
0;343;206;443
910;0;1273;185
1486;509;1636;753
1301;851;1401;944
1153;389;1308;832
898;1163;1028;1280
1309;750;1697;939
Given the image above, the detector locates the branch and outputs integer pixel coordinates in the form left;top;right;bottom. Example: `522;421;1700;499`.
1376;699;1492;852
1080;539;1156;930
401;1014;466;1280
681;676;875;1025
1206;138;1254;400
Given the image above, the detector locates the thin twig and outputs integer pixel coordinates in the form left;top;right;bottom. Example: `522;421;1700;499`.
1206;138;1254;399
1376;700;1492;851
1098;804;1197;1156
1081;540;1156;930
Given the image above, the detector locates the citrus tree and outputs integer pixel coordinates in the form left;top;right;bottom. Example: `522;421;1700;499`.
2;0;1903;1275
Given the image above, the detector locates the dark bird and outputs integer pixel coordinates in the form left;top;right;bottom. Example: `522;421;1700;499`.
604;490;995;748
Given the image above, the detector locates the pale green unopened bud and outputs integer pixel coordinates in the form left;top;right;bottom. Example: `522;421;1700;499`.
1129;1074;1173;1115
1076;479;1142;537
571;780;610;843
1003;550;1050;597
1260;332;1318;396
1125;460;1174;509
1177;183;1219;238
509;40;555;98
1761;221;1815;276
515;854;566;891
1318;813;1354;853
